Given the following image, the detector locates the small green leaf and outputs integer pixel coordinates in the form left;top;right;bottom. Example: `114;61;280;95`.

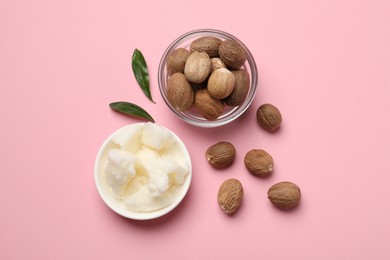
132;49;155;103
109;101;155;122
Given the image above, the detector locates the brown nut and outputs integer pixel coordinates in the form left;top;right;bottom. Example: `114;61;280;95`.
210;57;227;72
190;36;222;58
166;73;194;111
167;48;190;76
244;149;273;177
268;181;301;210
217;178;243;215
205;141;236;169
191;80;208;91
184;51;211;84
194;89;224;120
219;40;247;69
207;68;235;99
224;69;250;107
256;103;282;131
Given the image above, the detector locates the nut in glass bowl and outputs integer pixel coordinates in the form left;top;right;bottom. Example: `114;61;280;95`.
158;29;258;128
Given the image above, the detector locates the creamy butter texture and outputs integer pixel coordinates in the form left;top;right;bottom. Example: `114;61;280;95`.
103;123;189;212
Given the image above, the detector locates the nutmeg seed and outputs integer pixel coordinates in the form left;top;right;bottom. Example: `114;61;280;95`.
190;36;222;58
205;141;236;169
256;103;282;131
184;51;211;84
207;68;235;99
219;40;247;69
244;149;274;177
167;48;190;76
217;178;243;215
194;89;224;120
268;181;301;210
224;69;250;107
167;72;194;111
210;57;227;72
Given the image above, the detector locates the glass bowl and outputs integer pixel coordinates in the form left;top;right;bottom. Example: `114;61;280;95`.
158;28;258;128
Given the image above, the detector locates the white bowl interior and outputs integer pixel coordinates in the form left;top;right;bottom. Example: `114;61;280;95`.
94;123;192;220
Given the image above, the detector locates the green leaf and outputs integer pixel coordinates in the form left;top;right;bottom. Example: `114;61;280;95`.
109;101;155;122
132;49;155;103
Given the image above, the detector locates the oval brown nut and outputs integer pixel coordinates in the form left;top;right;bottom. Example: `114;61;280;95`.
190;36;222;58
207;68;235;99
219;40;247;69
210;57;226;72
194;89;224;120
184;51;211;84
268;181;301;210
167;73;194;111
244;149;273;177
256;103;282;132
167;48;190;76
224;69;250;107
205;141;236;169
217;178;243;215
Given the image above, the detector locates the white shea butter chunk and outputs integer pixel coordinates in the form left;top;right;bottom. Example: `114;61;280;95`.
141;123;174;150
105;149;137;198
111;123;143;152
124;185;173;212
156;156;189;186
168;163;188;186
104;123;189;213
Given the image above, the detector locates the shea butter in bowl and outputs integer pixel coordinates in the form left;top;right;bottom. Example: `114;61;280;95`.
94;123;192;220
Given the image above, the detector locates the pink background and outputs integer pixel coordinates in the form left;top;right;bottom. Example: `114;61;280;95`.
1;0;390;259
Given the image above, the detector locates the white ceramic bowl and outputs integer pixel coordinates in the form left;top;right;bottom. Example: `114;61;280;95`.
94;123;192;220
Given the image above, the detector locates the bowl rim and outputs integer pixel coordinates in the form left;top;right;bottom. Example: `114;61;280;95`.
158;28;258;128
94;122;192;220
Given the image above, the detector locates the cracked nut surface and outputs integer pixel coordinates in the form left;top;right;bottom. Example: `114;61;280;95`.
244;149;274;177
268;181;301;210
217;178;243;215
205;141;236;169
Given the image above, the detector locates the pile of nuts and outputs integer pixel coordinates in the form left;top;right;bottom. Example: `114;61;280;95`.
164;32;302;216
166;36;250;120
205;105;302;215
